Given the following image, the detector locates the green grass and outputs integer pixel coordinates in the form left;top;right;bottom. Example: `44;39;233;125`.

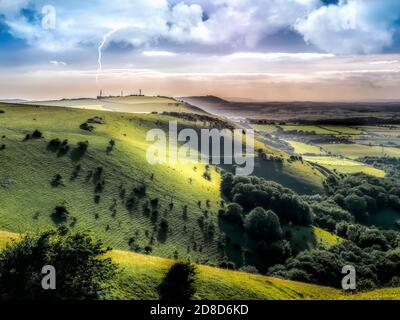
283;225;343;254
286;141;326;155
303;156;385;177
250;124;278;133
322;143;400;159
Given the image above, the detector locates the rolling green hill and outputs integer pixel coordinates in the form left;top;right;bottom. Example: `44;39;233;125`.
0;97;325;259
0;101;223;264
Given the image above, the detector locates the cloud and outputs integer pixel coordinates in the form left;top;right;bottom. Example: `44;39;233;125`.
295;0;400;54
0;0;321;52
224;52;335;61
370;60;399;65
1;0;400;58
142;51;178;57
49;60;67;66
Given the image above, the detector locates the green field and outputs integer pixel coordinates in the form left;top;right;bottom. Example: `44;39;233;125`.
286;141;326;155
323;143;400;159
250;124;278;133
303;156;385;177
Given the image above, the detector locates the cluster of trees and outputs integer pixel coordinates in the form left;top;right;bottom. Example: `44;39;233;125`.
269;237;400;290
221;173;312;226
324;173;400;222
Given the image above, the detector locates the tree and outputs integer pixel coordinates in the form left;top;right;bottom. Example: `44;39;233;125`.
157;261;197;301
219;203;243;224
244;207;282;243
344;194;368;221
0;227;117;300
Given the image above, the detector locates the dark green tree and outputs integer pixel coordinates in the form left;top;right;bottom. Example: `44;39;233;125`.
157;261;197;301
0;227;117;300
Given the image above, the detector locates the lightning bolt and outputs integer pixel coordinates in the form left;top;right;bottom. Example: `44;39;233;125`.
96;28;120;87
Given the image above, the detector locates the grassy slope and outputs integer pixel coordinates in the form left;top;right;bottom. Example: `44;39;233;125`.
251;139;325;194
28;96;200;114
0;230;397;300
0;102;222;263
303;156;385;178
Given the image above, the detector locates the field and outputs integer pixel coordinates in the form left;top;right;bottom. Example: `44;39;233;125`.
286;141;326;155
250;124;278;133
323;143;400;159
303;156;385;177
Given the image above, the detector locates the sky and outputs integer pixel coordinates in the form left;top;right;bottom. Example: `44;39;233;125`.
0;0;400;101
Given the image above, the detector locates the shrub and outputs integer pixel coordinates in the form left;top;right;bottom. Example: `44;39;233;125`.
31;129;42;139
159;218;169;232
51;174;63;187
51;205;69;223
80;122;94;131
157;261;197;301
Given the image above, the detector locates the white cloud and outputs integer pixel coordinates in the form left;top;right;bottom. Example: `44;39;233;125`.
370;60;399;65
142;51;178;57
49;60;67;66
295;0;400;55
224;52;335;61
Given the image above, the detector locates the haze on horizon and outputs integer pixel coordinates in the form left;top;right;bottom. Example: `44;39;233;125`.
1;0;400;102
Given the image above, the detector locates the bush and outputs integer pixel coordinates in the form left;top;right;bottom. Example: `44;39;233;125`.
31;129;42;139
159;218;169;232
157;261;197;301
51;205;69;223
80;122;94;132
0;227;117;300
244;207;282;243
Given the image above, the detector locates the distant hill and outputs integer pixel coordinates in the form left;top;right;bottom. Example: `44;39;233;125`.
0;99;29;103
182;95;230;104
